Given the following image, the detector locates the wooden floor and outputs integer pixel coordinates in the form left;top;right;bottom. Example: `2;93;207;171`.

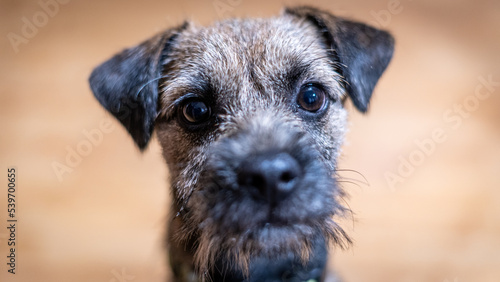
1;0;499;281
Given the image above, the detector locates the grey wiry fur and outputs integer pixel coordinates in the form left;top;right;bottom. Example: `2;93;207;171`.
89;6;394;282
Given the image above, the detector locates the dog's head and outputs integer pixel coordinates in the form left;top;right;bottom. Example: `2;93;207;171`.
89;6;393;276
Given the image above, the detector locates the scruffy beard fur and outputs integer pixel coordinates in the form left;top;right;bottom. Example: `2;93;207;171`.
169;111;351;276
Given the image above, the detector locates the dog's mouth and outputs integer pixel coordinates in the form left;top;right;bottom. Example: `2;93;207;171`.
187;180;349;275
187;159;349;256
184;177;350;278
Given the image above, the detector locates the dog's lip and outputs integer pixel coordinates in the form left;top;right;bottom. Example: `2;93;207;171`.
251;222;288;235
267;209;285;225
262;212;294;227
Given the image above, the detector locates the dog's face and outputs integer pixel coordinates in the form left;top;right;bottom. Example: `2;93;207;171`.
89;6;393;276
156;14;352;272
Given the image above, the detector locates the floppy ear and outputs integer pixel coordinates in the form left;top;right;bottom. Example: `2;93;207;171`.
89;23;187;150
285;6;394;112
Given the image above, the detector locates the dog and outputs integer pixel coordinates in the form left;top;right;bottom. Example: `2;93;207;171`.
89;6;394;282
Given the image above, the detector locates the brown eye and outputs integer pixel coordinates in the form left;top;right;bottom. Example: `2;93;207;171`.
182;99;210;124
297;84;326;112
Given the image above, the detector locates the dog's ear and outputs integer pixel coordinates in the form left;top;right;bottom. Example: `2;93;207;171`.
89;23;187;150
285;6;394;112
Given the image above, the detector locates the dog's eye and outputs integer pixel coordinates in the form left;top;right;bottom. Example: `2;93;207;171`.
181;99;211;124
297;84;326;112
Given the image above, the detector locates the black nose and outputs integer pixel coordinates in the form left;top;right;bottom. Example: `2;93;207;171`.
237;152;301;204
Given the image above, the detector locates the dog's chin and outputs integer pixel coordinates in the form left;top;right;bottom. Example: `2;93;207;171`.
237;221;324;255
191;213;347;275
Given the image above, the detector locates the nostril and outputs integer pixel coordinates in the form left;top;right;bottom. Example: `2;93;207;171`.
249;174;266;188
279;171;295;183
275;161;300;195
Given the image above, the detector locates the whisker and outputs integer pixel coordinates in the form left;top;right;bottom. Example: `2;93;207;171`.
336;168;370;187
134;77;163;99
336;193;355;231
135;73;175;99
337;180;364;189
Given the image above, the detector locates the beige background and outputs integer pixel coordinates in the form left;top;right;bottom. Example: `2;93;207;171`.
1;0;499;281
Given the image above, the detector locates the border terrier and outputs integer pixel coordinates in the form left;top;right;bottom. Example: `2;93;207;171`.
89;6;394;282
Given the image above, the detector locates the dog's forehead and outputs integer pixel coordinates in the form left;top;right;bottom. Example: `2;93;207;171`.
161;16;342;103
184;17;324;64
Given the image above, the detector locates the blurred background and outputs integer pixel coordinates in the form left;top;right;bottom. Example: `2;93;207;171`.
1;0;499;281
